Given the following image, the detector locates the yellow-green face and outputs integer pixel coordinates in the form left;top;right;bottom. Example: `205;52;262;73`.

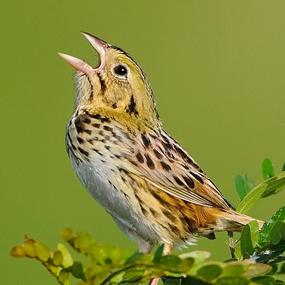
61;33;158;127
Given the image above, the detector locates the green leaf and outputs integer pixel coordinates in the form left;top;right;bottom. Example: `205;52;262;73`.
159;255;181;269
22;239;36;257
179;251;210;264
237;183;266;214
240;220;260;258
249;220;260;248
69;261;85;280
269;222;285;245
237;171;285;213
74;232;91;253
262;159;275;180
153;244;164;263
105;246;127;265
181;276;210;285
280;262;285;273
216;276;249;285
243;263;272;278
121;269;145;283
282;163;285;172
10;246;26;258
124;251;144;265
163;277;182;285
34;241;50;262
251;276;275;285
61;228;75;242
58;269;70;285
240;224;254;258
261;174;285;198
57;243;73;268
53;250;64;266
235;175;251;200
176;257;194;272
197;264;222;281
259;207;285;248
222;264;244;277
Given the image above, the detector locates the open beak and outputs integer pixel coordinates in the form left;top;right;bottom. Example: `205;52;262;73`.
58;32;109;74
81;32;109;61
58;53;94;74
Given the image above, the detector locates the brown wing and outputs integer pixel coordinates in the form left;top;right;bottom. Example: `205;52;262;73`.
125;130;232;210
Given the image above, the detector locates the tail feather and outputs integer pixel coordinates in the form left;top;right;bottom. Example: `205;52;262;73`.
217;210;264;232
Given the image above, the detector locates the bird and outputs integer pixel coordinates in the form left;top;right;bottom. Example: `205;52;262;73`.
59;32;263;257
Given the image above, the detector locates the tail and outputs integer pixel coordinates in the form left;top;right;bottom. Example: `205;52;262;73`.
217;209;264;232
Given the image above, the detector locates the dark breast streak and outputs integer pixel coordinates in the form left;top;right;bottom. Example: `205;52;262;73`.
66;111;135;164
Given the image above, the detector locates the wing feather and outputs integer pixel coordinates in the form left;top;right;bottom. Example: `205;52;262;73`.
124;130;232;210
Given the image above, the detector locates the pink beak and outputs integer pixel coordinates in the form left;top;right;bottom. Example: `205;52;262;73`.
58;32;109;74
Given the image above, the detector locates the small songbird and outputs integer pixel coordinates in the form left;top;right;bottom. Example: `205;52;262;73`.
59;32;262;255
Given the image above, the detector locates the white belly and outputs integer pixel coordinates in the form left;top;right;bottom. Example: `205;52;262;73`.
70;153;157;247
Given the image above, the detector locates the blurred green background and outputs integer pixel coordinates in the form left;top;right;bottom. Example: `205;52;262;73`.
1;0;285;284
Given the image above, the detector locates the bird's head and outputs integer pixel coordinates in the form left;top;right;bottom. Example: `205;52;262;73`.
59;32;159;129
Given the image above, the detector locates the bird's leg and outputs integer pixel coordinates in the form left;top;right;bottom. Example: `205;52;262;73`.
149;278;160;285
138;239;153;254
163;243;173;255
149;243;173;285
227;231;236;259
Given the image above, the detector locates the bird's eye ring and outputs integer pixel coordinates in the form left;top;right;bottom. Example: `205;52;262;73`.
113;64;128;77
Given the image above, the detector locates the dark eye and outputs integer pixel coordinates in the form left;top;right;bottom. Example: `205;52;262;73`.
113;64;128;77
